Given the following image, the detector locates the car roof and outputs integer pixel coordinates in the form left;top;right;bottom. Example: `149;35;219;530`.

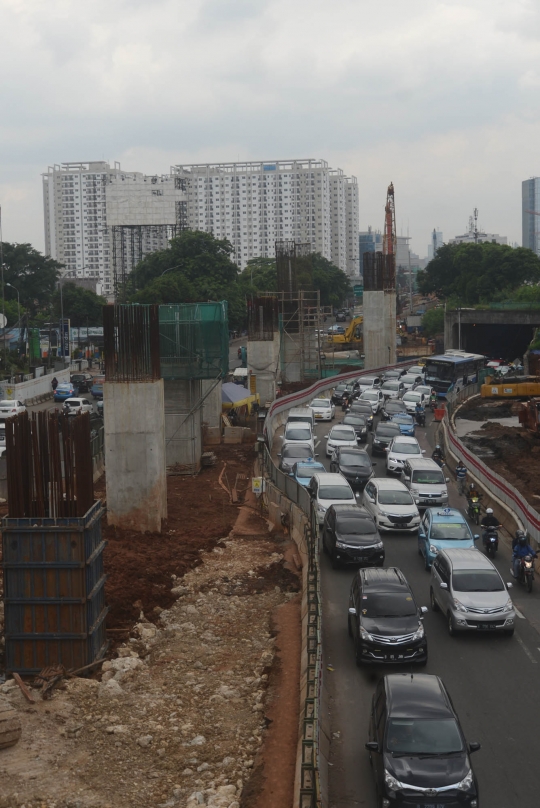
385;674;454;719
312;472;348;485
330;424;356;433
360;566;409;591
281;441;313;453
330;504;369;516
405;457;441;470
428;507;466;523
391;412;413;419
440;547;496;571
371;478;409;490
376;423;401;432
391;436;419;444
336;446;369;456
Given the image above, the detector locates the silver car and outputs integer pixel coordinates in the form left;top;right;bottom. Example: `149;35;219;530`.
430;548;515;636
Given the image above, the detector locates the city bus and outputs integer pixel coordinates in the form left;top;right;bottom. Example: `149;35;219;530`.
424;350;485;398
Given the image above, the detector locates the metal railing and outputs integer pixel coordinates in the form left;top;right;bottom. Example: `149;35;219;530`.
445;382;480;419
91;425;105;463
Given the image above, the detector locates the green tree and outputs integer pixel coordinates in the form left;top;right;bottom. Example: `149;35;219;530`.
52;282;107;326
0;242;61;314
131;274;197;305
511;284;540;303
417;242;540;305
421;307;444;337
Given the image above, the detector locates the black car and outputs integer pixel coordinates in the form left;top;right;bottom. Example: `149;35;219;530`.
343;414;369;443
335;311;347;322
366;674;480;806
372;422;401;455
70;372;93;393
331;383;352;405
329;446;375;489
381;398;408;421
348;567;428;666
348;400;374;429
383;368;406;381
323;504;384;568
278;442;314;473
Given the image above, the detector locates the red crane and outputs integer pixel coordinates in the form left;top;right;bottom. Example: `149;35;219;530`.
383;182;396;256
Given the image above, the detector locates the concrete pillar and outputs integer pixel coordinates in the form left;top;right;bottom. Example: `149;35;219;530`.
384;290;397;366
247;333;279;405
105;380;167;533
201;379;222;429
363;291;396;369
164;379;202;472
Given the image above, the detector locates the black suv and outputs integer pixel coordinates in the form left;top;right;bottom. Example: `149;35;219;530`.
329;446;374;489
366;674;480;807
70;372;93;393
323;504;383;568
343;413;369;443
348;400;374;429
381;398;408;421
335;311;347;322
348;567;428;665
372;422;401;455
332;382;359;405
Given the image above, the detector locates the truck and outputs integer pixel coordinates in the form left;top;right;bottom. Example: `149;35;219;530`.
406;315;423;332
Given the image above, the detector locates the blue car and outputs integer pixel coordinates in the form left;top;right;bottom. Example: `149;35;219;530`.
390;412;415;436
418;507;478;570
290;460;327;487
53;382;75;402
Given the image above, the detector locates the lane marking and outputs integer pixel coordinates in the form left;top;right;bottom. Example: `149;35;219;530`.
514;606;526;620
516;634;537;664
315;440;320;448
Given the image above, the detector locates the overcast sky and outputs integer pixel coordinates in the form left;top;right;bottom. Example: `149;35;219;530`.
1;0;540;258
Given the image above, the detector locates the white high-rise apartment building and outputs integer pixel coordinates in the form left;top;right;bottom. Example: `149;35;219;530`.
172;159;359;275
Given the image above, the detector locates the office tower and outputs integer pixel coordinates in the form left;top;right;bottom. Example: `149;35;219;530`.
523;178;540;255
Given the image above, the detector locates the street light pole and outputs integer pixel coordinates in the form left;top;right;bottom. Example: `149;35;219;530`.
59;277;65;365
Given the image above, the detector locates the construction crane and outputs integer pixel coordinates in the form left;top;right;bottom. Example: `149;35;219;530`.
383;182;396;256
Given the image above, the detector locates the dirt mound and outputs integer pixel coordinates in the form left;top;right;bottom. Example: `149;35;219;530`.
457;399;515;421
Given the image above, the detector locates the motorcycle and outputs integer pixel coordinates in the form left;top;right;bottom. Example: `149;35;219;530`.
429;396;438;411
482;525;500;558
415;409;426;427
432;454;446;469
515;554;538;593
467;496;481;524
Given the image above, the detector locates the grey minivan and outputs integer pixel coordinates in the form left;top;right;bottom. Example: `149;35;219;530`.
430;548;515;636
401;457;450;508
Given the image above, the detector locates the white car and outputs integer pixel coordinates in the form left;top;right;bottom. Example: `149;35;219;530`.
282;421;315;453
0;400;26;419
308;472;357;525
63;397;94;416
357;375;381;394
407;365;425;378
402;390;428;414
325;424;358;457
400;374;423;392
310;398;335;421
414;385;433;399
359;389;384;413
386;436;426;475
362;477;421;533
380;380;405;400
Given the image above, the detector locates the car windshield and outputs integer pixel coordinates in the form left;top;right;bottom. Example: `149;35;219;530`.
430;522;471;540
360;378;376;386
412;471;444;484
362;592;417;618
283;445;312;458
285;428;311;441
312;399;330;408
386;719;464;755
403;392;421;402
337;518;376;535
351;403;371;412
408;367;424;375
344;416;366;426
452;570;505;592
362;392;378;401
331;429;356;441
386;401;406;411
340;452;370;466
335;385;348;392
377;489;414;505
382;382;399;390
319;485;354;500
392;442;421;454
64;400;79;407
377;427;400;437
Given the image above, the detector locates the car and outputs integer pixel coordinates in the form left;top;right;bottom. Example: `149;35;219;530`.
389;412;415;436
401;458;449;508
286;407;315;430
347;400;375;429
366;674;480;806
399;373;423;391
62;397;94;416
278;441;314;473
70;372;93;393
290;460;327;487
349;568;427;665
342;413;369;442
335;311;347;322
413;384;432;400
91;376;105;399
331;383;351;405
371;422;401;456
327;324;345;335
308;472;357;525
325;424;358;457
382;368;405;381
323;504;383;568
53;383;75;402
381;380;405;400
430;548;515;636
282;421;315;453
386;436;425;475
329;446;375;490
0;400;26;419
418;507;479;570
357;375;381;394
310;398;335;422
401;390;428;414
97;399;103;417
406;364;426;377
362;478;421;533
359;389;384;414
380;398;408;421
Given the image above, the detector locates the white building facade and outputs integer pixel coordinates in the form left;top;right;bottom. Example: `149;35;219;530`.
172;159;359;275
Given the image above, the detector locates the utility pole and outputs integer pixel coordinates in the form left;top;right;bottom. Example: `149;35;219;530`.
408;249;413;314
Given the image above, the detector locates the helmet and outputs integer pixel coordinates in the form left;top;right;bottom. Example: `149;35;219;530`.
436;444;440;449
516;530;526;538
519;535;527;546
486;508;493;514
469;483;476;491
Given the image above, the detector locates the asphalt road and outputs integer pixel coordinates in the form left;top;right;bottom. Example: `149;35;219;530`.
274;400;540;808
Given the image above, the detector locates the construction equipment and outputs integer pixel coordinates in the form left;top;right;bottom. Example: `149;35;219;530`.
383;182;397;257
327;315;363;349
518;398;540;432
481;377;540;398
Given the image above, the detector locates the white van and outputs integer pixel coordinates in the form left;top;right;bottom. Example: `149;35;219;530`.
401;457;449;508
286;407;315;430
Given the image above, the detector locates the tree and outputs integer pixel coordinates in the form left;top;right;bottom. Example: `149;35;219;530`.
52;283;107;327
511;284;540;303
417;242;540;305
0;242;61;314
421;307;444;337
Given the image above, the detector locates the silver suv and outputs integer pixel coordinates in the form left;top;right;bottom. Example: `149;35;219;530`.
430;548;515;636
401;457;449;508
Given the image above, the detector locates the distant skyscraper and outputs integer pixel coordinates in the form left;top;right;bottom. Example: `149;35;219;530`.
522;178;540;256
427;229;443;260
359;227;383;277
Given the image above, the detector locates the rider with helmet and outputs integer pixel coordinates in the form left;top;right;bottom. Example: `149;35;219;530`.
512;529;527;551
480;508;500;530
513;533;538;579
432;445;445;467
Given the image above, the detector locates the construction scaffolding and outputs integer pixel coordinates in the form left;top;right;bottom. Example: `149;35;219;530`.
363;252;396;290
275;240;313;293
103;304;161;382
159;302;229;381
247;295;279;341
111;223;183;301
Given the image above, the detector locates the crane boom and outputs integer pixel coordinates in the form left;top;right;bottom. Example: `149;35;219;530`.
383;182;396;256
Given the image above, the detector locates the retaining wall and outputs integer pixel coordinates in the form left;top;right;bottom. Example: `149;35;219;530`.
0;369;70;404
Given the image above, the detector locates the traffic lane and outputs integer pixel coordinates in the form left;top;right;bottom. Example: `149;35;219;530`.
320;406;540;808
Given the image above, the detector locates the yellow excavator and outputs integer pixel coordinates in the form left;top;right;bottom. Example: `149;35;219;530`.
327;315;363;350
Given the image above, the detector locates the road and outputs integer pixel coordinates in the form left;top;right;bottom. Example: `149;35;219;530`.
274;398;540;807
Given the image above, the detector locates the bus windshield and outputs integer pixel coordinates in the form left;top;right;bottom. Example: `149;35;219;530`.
425;361;454;381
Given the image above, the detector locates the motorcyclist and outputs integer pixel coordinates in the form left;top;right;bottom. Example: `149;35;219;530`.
512;533;538;579
429;390;437;409
512;529;527;552
415;401;425;426
480;508;500;530
432;445;445;466
341;393;350;412
455;460;468;494
466;482;482;502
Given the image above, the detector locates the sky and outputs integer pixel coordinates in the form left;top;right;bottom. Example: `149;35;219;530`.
1;0;540;258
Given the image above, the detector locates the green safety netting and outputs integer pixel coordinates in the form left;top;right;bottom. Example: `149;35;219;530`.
159;302;229;380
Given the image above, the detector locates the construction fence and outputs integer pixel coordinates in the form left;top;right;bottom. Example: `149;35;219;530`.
159;302;229;381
